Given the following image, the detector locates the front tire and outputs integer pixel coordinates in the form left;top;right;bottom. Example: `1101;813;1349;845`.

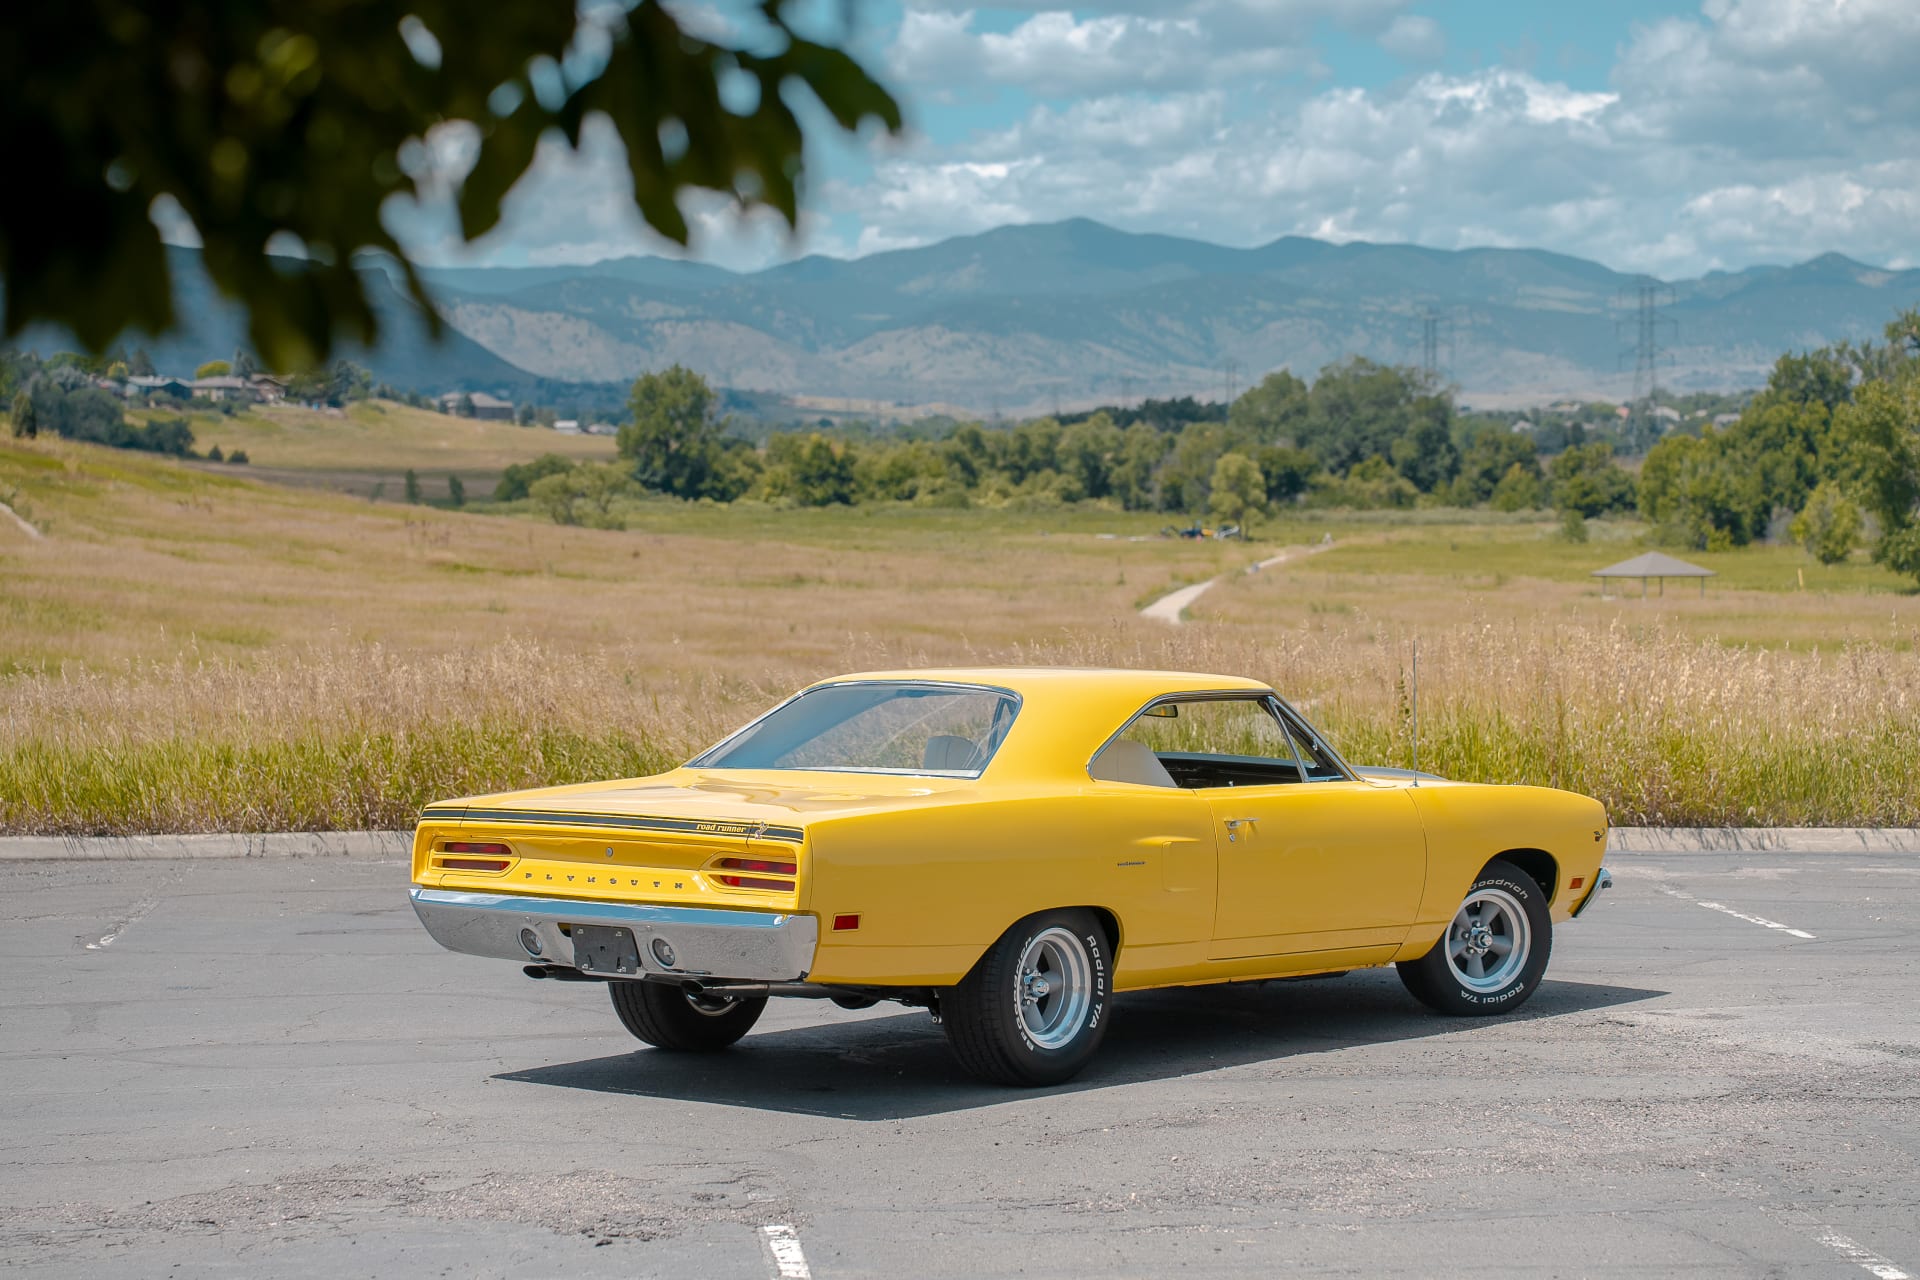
943;909;1112;1086
609;980;767;1050
1398;858;1552;1016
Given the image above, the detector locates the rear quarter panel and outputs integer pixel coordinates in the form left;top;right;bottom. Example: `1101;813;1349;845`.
801;786;1215;987
1395;782;1609;961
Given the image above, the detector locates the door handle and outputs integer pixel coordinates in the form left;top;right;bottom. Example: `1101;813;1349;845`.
1223;817;1257;842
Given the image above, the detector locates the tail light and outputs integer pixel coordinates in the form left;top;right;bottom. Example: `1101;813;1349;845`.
437;841;513;872
713;856;797;891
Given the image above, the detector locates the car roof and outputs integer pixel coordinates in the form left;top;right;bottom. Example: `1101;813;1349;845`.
804;668;1278;778
813;667;1273;699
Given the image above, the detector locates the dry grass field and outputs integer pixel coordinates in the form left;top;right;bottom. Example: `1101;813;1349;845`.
4;432;1918;833
130;398;617;500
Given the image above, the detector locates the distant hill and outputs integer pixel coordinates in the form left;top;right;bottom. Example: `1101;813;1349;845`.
11;225;1918;413
7;247;611;404
421;220;1920;411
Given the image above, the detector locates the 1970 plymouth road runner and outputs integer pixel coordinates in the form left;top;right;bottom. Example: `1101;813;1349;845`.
411;668;1611;1085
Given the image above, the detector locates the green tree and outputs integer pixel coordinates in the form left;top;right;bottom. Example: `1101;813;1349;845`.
1549;443;1636;518
1253;444;1317;506
621;366;728;499
447;473;466;508
195;360;231;379
128;348;156;377
1057;413;1123;502
10;388;37;438
1489;462;1543;512
764;433;856;506
1840;369;1920;584
529;462;639;529
404;468;421;504
1108;424;1165;511
515;402;534;427
493;453;575;502
1558;507;1589;543
455;393;475;419
1208;452;1267;529
1229;370;1309;444
1788;480;1861;565
3;1;901;369
232;349;259;378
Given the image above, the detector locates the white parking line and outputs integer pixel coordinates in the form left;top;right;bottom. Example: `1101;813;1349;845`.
762;1223;812;1279
1652;884;1815;939
1812;1226;1913;1279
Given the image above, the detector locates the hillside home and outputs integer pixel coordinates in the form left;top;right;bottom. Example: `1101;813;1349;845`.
192;375;260;403
436;391;515;420
552;419;581;434
125;375;193;399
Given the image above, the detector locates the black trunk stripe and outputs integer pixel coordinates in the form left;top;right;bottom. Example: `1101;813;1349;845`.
416;808;803;842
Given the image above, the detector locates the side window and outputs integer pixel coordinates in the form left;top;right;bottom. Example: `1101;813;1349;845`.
1093;697;1305;789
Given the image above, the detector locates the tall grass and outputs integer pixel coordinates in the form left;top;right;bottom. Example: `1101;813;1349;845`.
5;622;1918;834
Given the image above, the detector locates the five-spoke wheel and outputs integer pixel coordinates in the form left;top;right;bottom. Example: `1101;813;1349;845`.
1398;858;1552;1016
944;908;1111;1086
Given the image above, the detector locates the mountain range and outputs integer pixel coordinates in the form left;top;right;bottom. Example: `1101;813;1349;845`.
419;220;1920;412
14;223;1920;414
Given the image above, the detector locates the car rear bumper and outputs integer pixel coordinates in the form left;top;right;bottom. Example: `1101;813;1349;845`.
408;887;819;981
1571;867;1613;918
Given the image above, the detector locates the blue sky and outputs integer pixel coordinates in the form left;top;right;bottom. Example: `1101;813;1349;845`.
405;0;1920;278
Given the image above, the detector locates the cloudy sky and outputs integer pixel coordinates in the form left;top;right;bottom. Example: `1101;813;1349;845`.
406;0;1920;278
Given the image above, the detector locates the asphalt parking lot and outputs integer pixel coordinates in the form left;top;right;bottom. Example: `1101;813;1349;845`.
3;849;1916;1278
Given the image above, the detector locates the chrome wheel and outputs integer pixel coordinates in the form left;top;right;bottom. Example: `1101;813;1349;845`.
1444;886;1530;993
1015;926;1092;1050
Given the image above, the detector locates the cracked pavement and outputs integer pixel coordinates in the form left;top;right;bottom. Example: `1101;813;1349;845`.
2;851;1916;1277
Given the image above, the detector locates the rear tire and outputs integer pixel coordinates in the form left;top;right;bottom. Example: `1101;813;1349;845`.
609;980;767;1050
1398;858;1552;1016
943;909;1112;1086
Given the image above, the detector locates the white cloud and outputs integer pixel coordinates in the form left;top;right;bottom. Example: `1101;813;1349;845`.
395;0;1920;279
839;0;1920;277
892;7;1309;94
1377;14;1443;62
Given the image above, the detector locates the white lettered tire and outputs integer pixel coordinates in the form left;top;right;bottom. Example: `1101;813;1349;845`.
1398;858;1553;1016
943;909;1112;1085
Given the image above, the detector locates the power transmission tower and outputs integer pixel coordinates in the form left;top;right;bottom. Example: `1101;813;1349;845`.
1617;284;1676;451
1419;307;1454;389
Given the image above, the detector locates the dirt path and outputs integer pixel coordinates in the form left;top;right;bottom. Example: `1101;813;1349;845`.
0;499;42;540
1140;540;1333;624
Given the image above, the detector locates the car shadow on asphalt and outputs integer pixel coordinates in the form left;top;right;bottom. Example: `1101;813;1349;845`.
494;968;1665;1120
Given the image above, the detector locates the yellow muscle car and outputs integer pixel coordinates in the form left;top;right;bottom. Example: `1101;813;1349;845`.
410;668;1612;1085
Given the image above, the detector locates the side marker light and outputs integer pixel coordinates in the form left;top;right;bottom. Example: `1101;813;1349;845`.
833;914;861;932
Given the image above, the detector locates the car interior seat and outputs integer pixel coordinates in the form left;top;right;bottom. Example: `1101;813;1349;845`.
1088;738;1178;787
923;735;983;772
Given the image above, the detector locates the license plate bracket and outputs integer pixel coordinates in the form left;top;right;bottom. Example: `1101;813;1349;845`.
571;924;640;975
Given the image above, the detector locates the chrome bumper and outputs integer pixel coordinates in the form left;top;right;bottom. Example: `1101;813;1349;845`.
1571;867;1613;918
408;887;819;981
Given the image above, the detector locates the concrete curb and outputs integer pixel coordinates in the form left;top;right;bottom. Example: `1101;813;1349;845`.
3;826;1919;862
0;830;412;862
1605;827;1920;854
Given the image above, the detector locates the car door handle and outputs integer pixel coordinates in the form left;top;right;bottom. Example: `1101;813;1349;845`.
1223;817;1257;842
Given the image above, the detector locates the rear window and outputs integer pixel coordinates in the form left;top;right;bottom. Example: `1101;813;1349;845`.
693;683;1021;776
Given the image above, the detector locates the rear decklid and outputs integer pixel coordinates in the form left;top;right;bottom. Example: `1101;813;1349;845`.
413;783;810;914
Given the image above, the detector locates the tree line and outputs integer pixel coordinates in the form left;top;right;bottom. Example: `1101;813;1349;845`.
497;359;1641;533
1638;309;1920;578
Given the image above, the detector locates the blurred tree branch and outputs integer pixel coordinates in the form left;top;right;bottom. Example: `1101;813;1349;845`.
0;0;900;369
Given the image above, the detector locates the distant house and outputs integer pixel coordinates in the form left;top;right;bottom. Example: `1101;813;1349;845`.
1510;419;1534;433
436;391;516;420
585;422;618;436
249;375;287;403
192;375;261;403
126;374;192;399
1649;405;1681;423
1713;412;1741;427
552;418;582;434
